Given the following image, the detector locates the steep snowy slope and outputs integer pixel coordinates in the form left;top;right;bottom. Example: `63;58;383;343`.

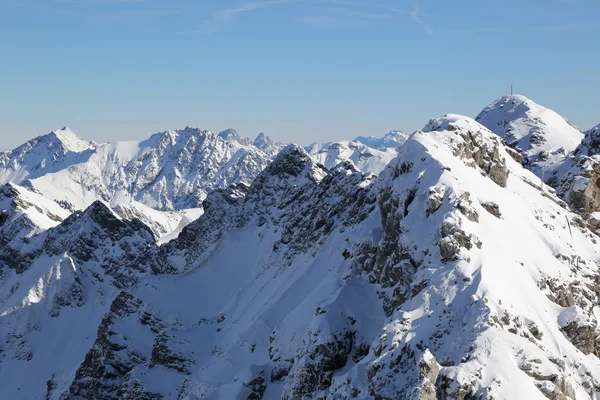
0;182;72;274
4;117;593;399
354;130;409;150
0;201;157;400
476;95;583;175
305;139;400;174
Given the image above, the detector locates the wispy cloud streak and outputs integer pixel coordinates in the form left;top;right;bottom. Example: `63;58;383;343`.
409;0;433;34
215;0;301;21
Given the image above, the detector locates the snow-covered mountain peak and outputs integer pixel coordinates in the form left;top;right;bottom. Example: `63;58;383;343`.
3;109;600;399
47;126;94;153
0;127;95;183
354;130;409;150
253;132;285;156
475;95;583;174
218;128;253;146
258;143;326;182
253;131;268;145
142;126;210;148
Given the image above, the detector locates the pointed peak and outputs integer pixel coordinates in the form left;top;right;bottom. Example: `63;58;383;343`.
253;132;285;155
278;143;309;157
384;130;407;138
255;132;267;140
218;128;253;146
40;126;94;153
253;132;271;146
83;200;119;221
264;144;316;177
218;128;241;141
253;132;272;148
75;200;154;238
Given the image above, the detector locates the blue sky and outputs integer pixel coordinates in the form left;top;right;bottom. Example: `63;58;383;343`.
0;0;598;148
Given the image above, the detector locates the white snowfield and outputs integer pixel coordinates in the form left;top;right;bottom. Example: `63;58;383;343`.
0;96;599;399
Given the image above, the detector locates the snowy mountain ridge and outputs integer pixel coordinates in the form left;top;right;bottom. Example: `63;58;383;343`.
0;126;285;213
0;96;600;399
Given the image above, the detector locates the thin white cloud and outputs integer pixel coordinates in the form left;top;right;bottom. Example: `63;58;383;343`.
215;0;301;21
451;22;600;34
410;0;433;34
329;8;393;20
296;14;367;28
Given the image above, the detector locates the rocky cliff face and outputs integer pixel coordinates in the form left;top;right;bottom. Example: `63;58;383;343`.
545;123;600;230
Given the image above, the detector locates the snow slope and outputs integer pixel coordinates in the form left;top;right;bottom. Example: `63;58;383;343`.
476;95;583;174
0;201;156;400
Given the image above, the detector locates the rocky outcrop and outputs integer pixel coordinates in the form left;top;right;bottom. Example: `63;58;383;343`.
424;116;510;187
64;292;167;400
149;332;195;374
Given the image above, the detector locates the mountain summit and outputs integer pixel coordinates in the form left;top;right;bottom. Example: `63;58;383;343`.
476;95;583;174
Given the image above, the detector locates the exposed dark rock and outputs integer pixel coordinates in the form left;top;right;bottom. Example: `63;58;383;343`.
149;333;194;375
481;201;502;218
561;321;599;356
246;371;267;400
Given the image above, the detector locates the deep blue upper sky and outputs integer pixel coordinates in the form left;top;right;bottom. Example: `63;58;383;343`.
1;0;598;148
